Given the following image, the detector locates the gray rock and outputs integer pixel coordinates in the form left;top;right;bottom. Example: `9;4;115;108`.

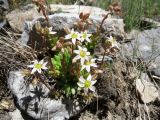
150;68;160;77
50;4;108;18
0;0;9;10
0;19;6;28
9;109;24;120
6;4;42;32
123;28;160;76
6;4;125;34
8;71;81;120
0;0;9;28
0;113;11;120
136;73;159;103
20;4;124;45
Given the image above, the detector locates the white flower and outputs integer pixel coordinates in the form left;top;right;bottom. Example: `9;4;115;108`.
107;36;118;48
65;29;81;44
80;31;92;42
48;27;56;35
73;46;90;65
28;60;48;74
81;58;97;72
77;75;97;93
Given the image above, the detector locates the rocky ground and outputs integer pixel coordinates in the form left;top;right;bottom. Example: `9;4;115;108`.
0;1;160;120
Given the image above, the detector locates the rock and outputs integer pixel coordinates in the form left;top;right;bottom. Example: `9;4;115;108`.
0;113;11;120
136;73;159;103
20;4;125;47
0;0;9;29
6;4;125;33
9;109;24;120
49;8;124;35
8;71;81;120
50;4;108;17
0;19;6;29
123;28;160;76
6;4;42;32
150;68;160;77
0;0;9;10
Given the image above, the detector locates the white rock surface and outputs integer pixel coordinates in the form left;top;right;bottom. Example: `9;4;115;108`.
8;71;80;120
6;4;42;32
50;4;109;18
6;4;125;34
0;0;9;10
136;74;159;103
21;4;124;50
9;109;24;120
123;28;160;77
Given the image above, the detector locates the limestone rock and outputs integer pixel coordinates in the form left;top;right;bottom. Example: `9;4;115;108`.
136;73;159;103
0;113;11;120
0;0;9;28
0;19;6;29
123;28;160;77
50;4;108;17
0;0;9;10
6;4;42;32
6;4;125;34
8;71;80;120
9;109;24;120
20;4;124;45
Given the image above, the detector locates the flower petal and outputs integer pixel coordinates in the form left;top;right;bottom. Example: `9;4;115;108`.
91;63;97;67
37;69;42;74
86;66;90;72
72;38;76;45
87;34;91;37
78;36;83;42
71;29;74;33
32;60;38;64
78;45;82;50
80;58;85;65
86;38;91;42
27;64;34;68
74;50;80;54
42;66;48;70
77;82;84;87
91;80;97;85
50;31;57;35
87;74;92;81
79;76;85;83
89;86;96;92
84;88;89;94
81;65;85;71
39;59;44;64
73;55;80;60
31;68;37;74
65;34;71;39
83;48;87;52
86;52;90;56
43;62;47;67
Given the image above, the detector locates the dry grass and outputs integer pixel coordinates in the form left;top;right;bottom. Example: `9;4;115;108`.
0;33;35;70
0;30;36;98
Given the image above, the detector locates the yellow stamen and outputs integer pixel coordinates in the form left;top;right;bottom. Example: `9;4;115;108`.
35;63;42;69
84;80;91;88
80;50;86;57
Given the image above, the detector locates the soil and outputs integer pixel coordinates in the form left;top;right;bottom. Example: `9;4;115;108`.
69;59;160;120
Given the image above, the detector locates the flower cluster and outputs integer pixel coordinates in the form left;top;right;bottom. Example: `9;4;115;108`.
65;29;91;44
26;3;120;102
65;29;97;94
